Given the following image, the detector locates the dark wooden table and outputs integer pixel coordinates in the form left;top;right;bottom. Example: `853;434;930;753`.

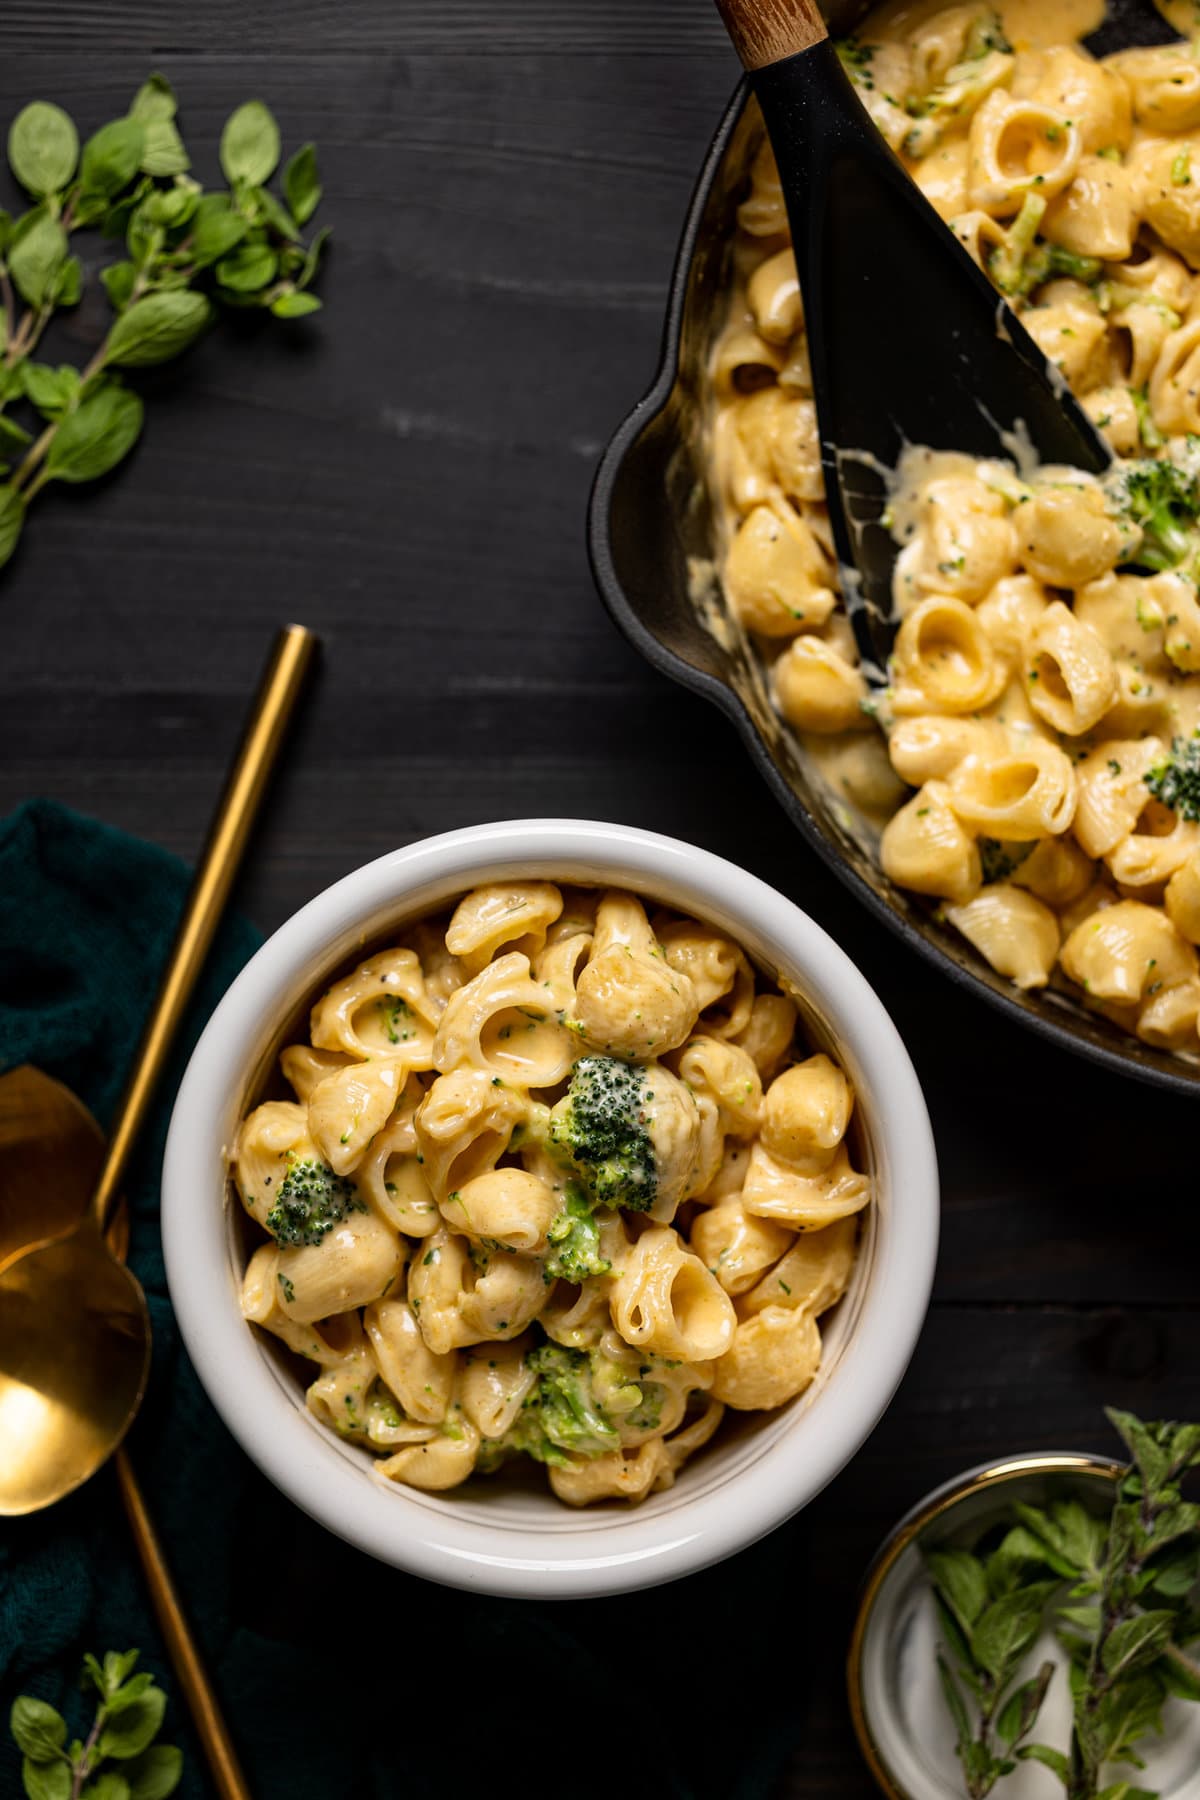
2;4;1196;1794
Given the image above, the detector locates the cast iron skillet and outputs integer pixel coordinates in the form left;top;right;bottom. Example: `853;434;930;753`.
587;2;1200;1098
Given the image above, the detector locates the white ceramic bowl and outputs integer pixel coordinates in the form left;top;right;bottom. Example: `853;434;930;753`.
162;818;939;1599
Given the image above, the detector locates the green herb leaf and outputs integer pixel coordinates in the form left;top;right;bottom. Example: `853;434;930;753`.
1145;1500;1200;1558
142;184;196;231
959;1738;998;1789
10;1696;67;1762
927;1549;990;1636
101;184;149;240
1012;1504;1094;1579
81;119;146;198
283;143;321;224
936;1652;972;1746
124;201;164;272
101;1649;140;1692
101;261;137;310
220;101;280;185
22;1759;71;1800
996;1663;1054;1750
271;290;321;318
140;121;189;178
129;75;177;124
297;224;329;288
1089;1673;1165;1767
8;206;68;306
215;242;276;293
988;1524;1065;1591
53;254;82;307
188;195;247;266
105;290;213;366
82;1776;131;1800
44;381;144;484
971;1585;1056;1681
253;185;301;242
122;1745;183;1800
0;414;33;452
8;102;79;197
933;1592;979;1691
1057;1600;1102;1635
1161;1639;1200;1700
104;1672;154;1712
0;483;26;570
1101;1610;1175;1683
1017;1742;1071;1783
97;1684;166;1760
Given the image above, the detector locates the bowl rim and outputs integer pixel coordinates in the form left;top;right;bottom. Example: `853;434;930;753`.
585;78;1200;1101
845;1450;1125;1798
162;816;939;1600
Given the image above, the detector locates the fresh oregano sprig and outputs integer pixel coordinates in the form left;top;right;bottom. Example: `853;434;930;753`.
1021;1410;1200;1799
929;1407;1200;1800
9;1647;182;1799
0;75;328;572
926;1543;1057;1796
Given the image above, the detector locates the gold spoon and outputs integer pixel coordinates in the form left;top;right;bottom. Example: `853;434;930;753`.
0;1067;248;1799
0;622;316;1794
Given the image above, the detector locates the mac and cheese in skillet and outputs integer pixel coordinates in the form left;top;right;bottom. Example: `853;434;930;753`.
709;0;1200;1054
233;884;870;1504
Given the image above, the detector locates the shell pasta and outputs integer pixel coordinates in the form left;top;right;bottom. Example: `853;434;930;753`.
707;0;1200;1057
232;884;870;1504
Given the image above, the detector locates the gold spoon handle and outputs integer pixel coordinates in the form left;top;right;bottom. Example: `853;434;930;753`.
89;624;318;1234
115;1449;251;1800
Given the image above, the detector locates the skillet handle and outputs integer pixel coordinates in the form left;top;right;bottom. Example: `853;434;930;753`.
713;0;828;70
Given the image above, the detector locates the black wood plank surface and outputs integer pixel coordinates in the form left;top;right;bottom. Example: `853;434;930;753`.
1;7;1194;1797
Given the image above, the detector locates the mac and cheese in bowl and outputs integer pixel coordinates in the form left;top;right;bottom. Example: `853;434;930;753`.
163;823;937;1594
706;0;1200;1060
232;880;871;1505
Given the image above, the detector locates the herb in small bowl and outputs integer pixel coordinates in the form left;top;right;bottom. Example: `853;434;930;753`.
927;1410;1200;1800
849;1410;1200;1800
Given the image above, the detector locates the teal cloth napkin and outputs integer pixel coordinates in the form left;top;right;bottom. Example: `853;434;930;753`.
0;800;807;1800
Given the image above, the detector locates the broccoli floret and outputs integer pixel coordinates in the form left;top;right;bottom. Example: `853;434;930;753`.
987;192;1045;296
978;838;1036;884
1145;733;1200;821
483;1343;662;1471
988;193;1101;298
1025;243;1101;291
964;9;1011;56
1132;387;1165;453
548;1055;657;1211
621;1383;665;1436
1109;458;1200;572
544;1181;612;1284
265;1158;364;1247
835;36;877;86
528;1344;622;1458
903;7;1011;141
485;1344;624;1467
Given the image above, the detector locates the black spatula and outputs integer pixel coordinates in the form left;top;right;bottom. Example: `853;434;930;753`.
712;0;1113;679
1081;0;1181;59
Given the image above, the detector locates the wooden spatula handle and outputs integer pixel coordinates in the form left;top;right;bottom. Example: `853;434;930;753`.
713;0;828;70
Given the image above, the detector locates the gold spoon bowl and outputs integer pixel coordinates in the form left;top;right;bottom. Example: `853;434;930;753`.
0;1225;149;1513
